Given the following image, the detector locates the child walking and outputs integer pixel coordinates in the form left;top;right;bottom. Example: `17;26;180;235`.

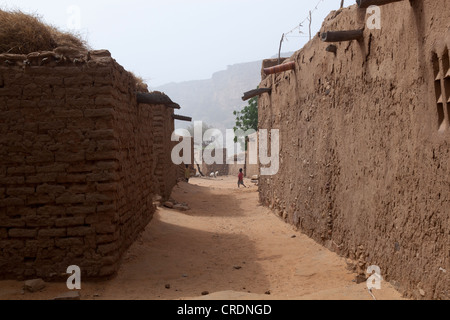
238;168;247;188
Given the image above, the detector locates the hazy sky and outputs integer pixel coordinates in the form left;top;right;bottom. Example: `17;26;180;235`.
0;0;346;86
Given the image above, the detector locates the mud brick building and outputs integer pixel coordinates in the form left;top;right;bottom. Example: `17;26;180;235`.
258;1;449;299
0;50;178;279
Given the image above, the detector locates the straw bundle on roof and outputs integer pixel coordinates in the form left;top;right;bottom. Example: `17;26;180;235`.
0;9;87;54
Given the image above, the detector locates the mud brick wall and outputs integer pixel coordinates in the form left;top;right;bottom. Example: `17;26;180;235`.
176;136;195;181
228;132;259;178
258;2;449;300
153;106;177;200
245;132;259;178
108;64;158;276
201;148;229;176
0;50;176;279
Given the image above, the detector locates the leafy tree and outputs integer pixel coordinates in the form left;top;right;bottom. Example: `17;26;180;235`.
233;95;258;150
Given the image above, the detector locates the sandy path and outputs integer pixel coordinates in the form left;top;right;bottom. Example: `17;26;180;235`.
0;176;404;300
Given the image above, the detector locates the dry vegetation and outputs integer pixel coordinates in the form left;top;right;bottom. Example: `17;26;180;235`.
131;73;149;92
0;9;147;89
0;9;87;54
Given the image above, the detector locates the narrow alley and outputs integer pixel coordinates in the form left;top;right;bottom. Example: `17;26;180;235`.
0;177;403;300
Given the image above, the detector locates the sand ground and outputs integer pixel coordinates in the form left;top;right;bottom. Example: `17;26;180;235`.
0;176;405;300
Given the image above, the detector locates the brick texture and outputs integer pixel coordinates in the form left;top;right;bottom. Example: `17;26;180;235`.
0;50;177;279
258;2;449;300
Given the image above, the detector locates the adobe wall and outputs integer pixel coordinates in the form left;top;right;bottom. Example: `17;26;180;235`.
0;50;176;279
245;132;259;178
258;2;449;299
201;148;229;176
153;105;177;200
224;132;260;179
175;136;195;182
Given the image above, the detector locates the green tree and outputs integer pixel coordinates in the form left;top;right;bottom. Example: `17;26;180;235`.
233;96;258;150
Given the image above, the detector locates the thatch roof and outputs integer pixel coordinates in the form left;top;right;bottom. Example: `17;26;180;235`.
0;9;87;54
0;9;149;89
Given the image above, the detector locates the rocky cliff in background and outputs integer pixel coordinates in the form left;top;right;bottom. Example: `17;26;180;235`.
155;54;294;131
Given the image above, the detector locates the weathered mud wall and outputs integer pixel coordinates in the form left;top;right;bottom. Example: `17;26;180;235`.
245;132;259;178
153;105;176;200
258;2;449;300
175;136;195;182
0;50;177;279
224;132;260;178
201;148;229;176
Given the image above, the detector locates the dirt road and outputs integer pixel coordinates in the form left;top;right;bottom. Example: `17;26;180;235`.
0;176;404;300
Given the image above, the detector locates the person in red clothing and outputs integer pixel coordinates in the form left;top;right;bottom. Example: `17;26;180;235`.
238;168;247;188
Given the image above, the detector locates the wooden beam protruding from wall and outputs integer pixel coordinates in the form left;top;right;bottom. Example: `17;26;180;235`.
136;92;181;109
321;29;364;43
357;0;404;9
263;61;296;75
173;114;192;122
242;88;272;101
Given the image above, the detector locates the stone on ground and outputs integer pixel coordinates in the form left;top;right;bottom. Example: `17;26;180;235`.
164;201;174;209
174;204;190;211
53;291;81;300
24;279;46;293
